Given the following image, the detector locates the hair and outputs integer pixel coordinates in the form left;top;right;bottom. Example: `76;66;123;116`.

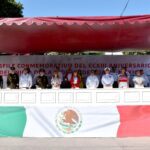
121;67;126;71
73;71;78;77
53;71;59;78
56;66;60;70
26;67;31;73
39;68;45;73
136;70;140;74
74;70;78;73
122;72;128;77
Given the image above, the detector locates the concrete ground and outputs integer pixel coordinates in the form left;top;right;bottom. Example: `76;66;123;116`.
0;137;150;150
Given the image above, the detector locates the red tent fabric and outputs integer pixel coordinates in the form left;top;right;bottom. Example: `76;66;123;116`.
0;15;150;54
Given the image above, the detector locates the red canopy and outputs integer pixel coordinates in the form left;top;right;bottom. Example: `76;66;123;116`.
0;15;150;54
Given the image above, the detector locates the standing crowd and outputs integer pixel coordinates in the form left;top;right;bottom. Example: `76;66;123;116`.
0;66;149;89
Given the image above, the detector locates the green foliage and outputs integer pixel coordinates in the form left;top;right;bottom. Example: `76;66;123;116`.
0;0;23;17
123;51;150;55
46;51;105;55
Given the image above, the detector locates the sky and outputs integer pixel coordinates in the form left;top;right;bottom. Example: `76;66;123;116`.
16;0;150;17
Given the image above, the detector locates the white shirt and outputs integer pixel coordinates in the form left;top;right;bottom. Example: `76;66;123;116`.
86;75;99;89
19;74;32;89
101;74;114;88
133;76;145;88
51;77;62;89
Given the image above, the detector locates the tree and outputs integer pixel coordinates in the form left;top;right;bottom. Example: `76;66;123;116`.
123;50;150;55
0;0;23;17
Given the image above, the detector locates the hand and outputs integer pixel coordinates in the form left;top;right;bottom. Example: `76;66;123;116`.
106;84;111;87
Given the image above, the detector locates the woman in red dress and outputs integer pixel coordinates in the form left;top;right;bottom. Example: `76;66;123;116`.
70;71;81;89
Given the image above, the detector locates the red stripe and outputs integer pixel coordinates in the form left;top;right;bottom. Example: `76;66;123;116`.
117;106;150;137
119;80;128;82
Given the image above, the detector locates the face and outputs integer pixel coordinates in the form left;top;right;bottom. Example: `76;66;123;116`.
91;71;94;76
10;69;15;74
136;71;141;76
40;71;44;76
23;69;28;74
73;72;77;77
121;68;126;74
105;70;110;74
54;71;58;77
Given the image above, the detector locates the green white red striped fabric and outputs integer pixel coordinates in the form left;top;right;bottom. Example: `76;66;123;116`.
0;106;150;137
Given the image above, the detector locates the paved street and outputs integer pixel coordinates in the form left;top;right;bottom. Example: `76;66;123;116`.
0;137;150;150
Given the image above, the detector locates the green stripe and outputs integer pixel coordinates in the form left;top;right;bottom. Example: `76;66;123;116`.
0;107;26;137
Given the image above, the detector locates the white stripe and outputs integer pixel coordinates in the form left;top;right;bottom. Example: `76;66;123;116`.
23;106;120;137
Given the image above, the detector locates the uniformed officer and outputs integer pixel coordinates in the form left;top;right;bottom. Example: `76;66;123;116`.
36;69;48;89
7;67;19;89
101;67;114;88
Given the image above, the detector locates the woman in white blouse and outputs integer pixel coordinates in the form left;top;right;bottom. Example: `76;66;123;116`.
51;71;62;89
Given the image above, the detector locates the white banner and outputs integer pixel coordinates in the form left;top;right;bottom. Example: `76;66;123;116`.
0;55;150;76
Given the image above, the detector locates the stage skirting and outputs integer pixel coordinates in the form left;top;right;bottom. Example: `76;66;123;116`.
0;89;150;137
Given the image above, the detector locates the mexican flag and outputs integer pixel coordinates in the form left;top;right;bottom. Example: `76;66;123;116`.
0;106;150;137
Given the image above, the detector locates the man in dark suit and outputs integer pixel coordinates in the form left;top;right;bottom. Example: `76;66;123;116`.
36;69;48;89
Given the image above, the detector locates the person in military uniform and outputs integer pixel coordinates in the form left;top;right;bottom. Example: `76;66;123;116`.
101;67;114;88
36;69;48;89
7;67;19;89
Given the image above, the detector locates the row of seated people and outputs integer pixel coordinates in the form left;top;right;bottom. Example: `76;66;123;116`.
0;66;148;89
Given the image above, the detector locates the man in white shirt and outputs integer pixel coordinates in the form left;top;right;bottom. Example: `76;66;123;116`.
19;68;33;89
86;70;99;89
101;67;114;88
133;70;145;88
